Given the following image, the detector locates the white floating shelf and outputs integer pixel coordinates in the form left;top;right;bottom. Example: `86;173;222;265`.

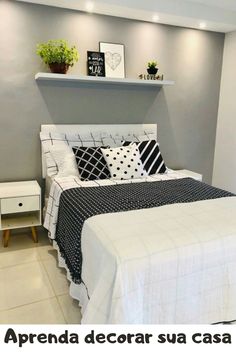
35;72;175;87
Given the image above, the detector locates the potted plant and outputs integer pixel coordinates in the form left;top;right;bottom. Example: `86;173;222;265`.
147;61;158;75
36;39;79;74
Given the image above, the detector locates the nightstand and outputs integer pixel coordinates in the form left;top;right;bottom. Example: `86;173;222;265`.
0;181;41;247
176;169;203;181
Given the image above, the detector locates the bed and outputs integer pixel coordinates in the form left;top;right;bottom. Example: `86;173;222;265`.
41;124;236;324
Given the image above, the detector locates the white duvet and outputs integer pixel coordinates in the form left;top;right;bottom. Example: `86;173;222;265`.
44;172;236;324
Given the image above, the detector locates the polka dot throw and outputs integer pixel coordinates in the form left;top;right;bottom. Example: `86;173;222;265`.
101;145;147;180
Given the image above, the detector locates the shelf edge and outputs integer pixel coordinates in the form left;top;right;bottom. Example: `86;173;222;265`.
35;72;175;86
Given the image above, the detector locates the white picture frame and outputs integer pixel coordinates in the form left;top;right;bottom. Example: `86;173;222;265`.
99;42;125;78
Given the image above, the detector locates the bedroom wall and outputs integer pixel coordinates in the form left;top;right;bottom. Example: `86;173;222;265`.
0;0;224;184
212;31;236;193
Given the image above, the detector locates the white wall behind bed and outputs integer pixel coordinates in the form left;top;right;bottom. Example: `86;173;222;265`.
213;31;236;194
41;124;157;178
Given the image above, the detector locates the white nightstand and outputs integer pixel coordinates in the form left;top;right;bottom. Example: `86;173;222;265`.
176;169;203;182
0;181;41;247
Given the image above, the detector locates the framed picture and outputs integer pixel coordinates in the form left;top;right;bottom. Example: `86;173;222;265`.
99;42;125;78
87;51;105;77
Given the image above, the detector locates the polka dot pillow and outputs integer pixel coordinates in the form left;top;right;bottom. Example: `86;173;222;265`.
101;145;147;180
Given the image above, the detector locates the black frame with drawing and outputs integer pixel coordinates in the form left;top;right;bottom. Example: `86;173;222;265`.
99;42;125;78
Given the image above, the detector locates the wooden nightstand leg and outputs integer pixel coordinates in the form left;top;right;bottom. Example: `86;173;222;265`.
31;227;38;243
3;230;10;248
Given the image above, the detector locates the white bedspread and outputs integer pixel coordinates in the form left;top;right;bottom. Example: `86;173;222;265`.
81;198;236;323
44;172;236;324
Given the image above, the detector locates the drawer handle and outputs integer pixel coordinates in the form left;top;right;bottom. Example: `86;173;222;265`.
18;203;23;207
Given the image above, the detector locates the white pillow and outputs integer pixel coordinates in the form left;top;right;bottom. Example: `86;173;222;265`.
40;131;103;177
101;145;147;180
50;146;79;178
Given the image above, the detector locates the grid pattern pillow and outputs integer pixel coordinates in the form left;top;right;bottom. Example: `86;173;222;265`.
101;132;156;148
72;146;111;181
122;140;167;175
101;145;147;180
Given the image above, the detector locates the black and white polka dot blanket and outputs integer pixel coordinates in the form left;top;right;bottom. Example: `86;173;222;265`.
55;178;234;284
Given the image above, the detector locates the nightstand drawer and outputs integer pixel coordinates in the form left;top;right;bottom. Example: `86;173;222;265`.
1;196;40;215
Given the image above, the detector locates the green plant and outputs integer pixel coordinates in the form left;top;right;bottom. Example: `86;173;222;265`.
36;39;79;66
147;61;158;68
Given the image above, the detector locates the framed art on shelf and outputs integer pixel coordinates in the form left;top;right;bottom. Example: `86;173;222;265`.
99;42;125;78
87;51;105;77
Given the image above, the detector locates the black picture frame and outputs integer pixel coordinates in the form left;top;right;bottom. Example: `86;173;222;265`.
87;51;106;77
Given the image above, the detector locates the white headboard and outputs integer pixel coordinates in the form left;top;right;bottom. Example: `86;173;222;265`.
40;124;157;178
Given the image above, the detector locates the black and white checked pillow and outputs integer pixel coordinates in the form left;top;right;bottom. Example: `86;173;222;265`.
72;146;111;181
122;140;167;175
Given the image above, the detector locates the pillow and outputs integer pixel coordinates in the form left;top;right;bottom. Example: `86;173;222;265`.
50;145;79;178
101;132;156;148
122;140;166;175
72;146;111;181
40;131;103;177
101;145;147;180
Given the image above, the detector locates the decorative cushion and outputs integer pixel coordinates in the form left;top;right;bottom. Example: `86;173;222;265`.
40;132;103;177
72;146;111;181
122;140;167;175
50;145;79;178
101;145;147;180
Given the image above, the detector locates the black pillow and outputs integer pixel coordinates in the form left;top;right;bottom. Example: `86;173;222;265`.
122;140;166;175
72;146;111;181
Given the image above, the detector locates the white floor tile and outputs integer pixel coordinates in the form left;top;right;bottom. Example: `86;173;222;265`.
57;294;82;324
37;244;57;261
42;258;70;296
0;248;40;269
0;229;83;323
0;298;66;324
0;261;55;311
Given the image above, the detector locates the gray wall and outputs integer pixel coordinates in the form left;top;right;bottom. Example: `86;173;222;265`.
0;0;224;184
213;31;236;193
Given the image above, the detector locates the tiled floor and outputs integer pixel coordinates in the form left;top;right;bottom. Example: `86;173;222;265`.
0;228;82;324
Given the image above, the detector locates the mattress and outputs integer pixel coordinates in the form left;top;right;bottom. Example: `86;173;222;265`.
45;175;54;199
44;171;236;324
43;175;55;220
